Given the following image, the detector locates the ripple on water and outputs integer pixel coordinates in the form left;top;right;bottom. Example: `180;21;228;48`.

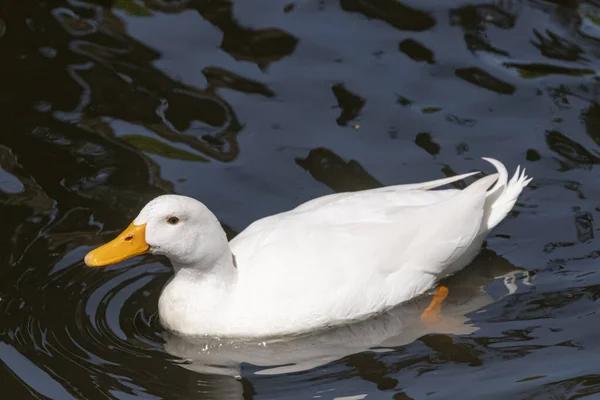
2;249;190;398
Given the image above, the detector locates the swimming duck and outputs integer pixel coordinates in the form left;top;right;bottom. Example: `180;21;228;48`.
84;158;531;338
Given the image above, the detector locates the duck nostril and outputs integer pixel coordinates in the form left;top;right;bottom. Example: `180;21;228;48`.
124;235;134;242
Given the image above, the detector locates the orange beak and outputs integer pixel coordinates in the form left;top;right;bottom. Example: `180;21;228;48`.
84;222;149;267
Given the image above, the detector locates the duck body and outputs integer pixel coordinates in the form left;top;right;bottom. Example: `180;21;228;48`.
85;158;531;339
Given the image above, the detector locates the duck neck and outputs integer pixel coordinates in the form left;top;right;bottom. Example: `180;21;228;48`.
159;247;238;335
171;247;238;291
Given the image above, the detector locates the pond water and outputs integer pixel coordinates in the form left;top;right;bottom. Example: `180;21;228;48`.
1;0;600;399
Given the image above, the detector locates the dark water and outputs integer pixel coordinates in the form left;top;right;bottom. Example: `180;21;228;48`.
1;0;600;398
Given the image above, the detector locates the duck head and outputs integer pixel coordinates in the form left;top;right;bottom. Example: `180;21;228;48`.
84;195;229;268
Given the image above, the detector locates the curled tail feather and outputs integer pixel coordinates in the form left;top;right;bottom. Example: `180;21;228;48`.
480;157;532;233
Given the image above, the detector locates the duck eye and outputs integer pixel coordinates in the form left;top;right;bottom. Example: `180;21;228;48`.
167;216;180;225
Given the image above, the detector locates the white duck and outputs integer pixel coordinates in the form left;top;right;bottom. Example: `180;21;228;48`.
84;158;531;338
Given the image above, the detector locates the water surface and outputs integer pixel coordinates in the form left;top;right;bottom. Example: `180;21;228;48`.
1;0;600;399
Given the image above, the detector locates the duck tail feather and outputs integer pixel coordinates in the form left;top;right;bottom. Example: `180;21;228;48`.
479;157;532;233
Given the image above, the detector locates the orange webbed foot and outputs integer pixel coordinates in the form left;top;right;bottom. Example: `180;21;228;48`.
420;285;449;324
